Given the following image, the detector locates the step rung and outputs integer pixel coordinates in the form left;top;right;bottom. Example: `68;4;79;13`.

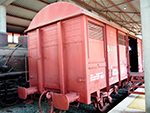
128;91;145;95
131;80;144;82
129;86;145;88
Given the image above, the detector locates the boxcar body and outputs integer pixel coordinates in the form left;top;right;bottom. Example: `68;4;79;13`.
18;2;130;112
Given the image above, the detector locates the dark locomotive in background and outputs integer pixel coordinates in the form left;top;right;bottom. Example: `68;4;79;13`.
0;32;28;107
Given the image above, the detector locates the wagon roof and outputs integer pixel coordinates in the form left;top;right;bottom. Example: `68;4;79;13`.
25;2;127;33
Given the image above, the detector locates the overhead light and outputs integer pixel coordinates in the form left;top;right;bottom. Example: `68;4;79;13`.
124;5;126;10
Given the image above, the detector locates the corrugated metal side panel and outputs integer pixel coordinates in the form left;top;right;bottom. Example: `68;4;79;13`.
118;33;126;45
28;30;38;87
118;33;127;80
62;16;86;103
88;21;106;93
119;45;127;80
88;22;103;40
137;39;143;72
41;23;60;90
106;25;119;85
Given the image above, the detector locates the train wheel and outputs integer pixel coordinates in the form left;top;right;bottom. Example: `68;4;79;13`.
93;97;109;112
94;100;109;112
93;95;112;112
0;95;19;107
0;79;20;107
97;103;109;112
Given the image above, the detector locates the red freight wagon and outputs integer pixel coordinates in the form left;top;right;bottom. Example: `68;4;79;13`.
137;38;144;72
18;2;129;112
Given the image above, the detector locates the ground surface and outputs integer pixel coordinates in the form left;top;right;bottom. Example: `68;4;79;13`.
0;87;128;113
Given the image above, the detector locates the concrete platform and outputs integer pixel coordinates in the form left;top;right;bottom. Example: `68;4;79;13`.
109;87;145;113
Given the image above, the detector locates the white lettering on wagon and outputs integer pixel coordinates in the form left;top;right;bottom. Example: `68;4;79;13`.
90;72;105;81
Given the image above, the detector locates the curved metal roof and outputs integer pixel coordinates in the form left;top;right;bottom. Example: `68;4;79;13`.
27;2;83;31
26;2;128;34
1;0;141;36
